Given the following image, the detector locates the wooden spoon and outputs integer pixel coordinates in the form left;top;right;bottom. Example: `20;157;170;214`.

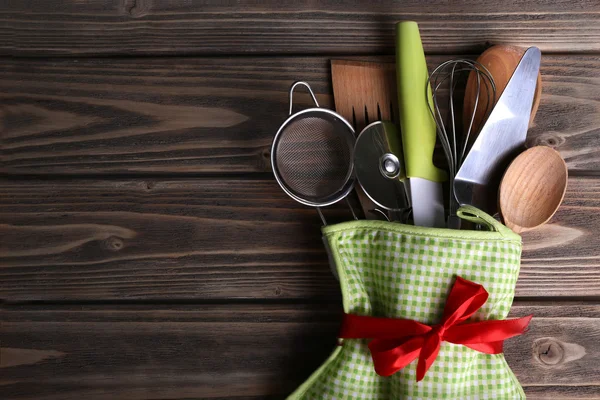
499;146;567;234
464;45;543;138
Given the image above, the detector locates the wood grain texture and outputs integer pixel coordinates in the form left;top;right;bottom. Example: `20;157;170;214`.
524;387;600;400
2;55;600;175
2;3;598;398
2;1;600;56
1;303;598;399
1;176;599;301
0;178;344;301
0;303;343;400
519;176;600;296
331;60;398;132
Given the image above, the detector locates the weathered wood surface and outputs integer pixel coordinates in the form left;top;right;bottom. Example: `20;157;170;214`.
3;55;600;175
526;387;600;400
1;303;598;399
0;178;344;301
2;3;599;398
3;1;600;57
1;177;599;301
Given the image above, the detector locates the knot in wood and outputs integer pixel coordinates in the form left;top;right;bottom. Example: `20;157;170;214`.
533;337;586;367
534;338;563;365
531;133;564;149
105;236;125;251
260;147;272;172
126;0;150;18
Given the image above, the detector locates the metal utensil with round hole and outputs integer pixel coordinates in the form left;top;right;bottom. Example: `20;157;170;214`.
271;81;358;225
354;121;411;222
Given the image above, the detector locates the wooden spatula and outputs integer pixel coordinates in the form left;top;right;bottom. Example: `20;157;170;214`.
331;60;398;133
331;60;398;218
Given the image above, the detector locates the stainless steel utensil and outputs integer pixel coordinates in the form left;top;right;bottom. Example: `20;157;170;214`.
354;121;411;222
454;47;542;216
464;45;542;136
271;81;358;225
426;59;497;228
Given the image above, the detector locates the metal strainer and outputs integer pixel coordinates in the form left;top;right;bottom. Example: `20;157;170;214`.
271;81;357;225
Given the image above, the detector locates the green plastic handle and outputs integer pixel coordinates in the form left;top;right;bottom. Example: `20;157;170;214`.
395;21;447;182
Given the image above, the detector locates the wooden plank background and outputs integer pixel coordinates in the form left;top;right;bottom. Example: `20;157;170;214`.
2;55;600;175
1;303;598;399
1;177;600;301
3;1;600;56
2;1;600;399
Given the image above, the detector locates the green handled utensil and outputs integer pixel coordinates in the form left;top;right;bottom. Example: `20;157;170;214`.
396;21;447;227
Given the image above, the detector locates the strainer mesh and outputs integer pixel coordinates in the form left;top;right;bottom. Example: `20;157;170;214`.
274;115;353;203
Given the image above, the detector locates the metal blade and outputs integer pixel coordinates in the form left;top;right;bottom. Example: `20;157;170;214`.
411;178;446;227
454;47;541;214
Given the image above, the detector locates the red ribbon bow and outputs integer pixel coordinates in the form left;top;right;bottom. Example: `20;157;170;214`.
339;276;532;381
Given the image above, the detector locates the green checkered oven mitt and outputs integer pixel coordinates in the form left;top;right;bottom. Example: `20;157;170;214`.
289;206;528;399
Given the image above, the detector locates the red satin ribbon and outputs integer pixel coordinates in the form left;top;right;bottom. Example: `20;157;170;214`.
339;276;532;381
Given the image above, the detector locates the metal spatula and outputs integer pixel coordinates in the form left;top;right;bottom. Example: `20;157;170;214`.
453;47;542;216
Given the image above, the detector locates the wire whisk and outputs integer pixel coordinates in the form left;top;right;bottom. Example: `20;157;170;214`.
426;60;497;221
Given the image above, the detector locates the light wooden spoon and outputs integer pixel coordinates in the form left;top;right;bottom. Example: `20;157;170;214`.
499;146;568;234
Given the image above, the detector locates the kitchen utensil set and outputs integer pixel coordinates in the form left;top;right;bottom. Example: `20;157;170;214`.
272;24;563;234
282;24;560;400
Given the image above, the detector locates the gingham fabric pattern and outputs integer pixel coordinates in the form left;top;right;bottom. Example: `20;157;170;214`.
289;215;524;399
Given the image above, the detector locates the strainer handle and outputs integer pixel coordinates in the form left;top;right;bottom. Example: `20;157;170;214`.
289;81;320;115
